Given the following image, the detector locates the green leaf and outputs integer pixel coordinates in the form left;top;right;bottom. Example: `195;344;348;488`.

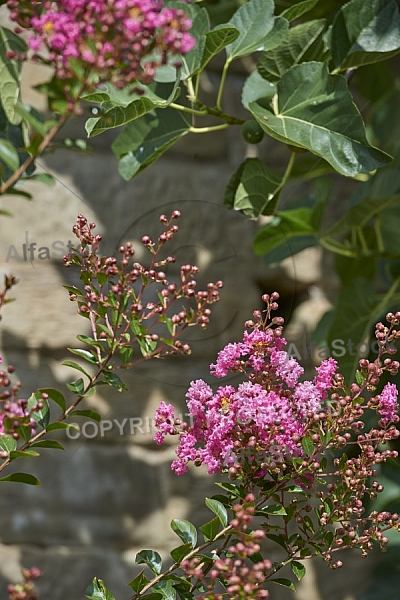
326;278;390;380
9;450;40;460
46;422;79;433
0;26;26;124
201;26;240;70
22;172;55;186
85;97;158;137
241;71;276;110
76;335;106;349
14;104;48;136
68;348;99;365
330;0;400;71
102;371;127;392
181;4;210;77
29;440;64;450
136;550;163;575
205;497;228;526
119;345;134;363
262;235;318;268
38;388;66;412
0;472;40;485
224;158;282;217
0;434;17;453
85;578;116;600
355;370;366;386
281;0;319;21
85;80;181;137
0;139;19;170
153;579;175;600
266;533;288;551
127;571;149;593
112;108;189;180
171;519;197;547
200;516;220;541
66;378;85;395
302;436;314;457
291;560;306;581
270;578;296;591
325;195;400;236
63;285;83;296
27;394;50;428
253;207;317;255
226;0;288;60
250;62;392;177
62;360;92;379
257;19;327;83
70;410;101;422
261;504;287;515
170;543;193;563
215;481;245;498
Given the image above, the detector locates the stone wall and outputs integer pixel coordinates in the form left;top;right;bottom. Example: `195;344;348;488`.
0;47;376;600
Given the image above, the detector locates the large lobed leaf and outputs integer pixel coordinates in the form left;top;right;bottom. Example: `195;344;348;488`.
249;62;391;177
0;27;26;125
330;0;400;71
257;19;327;83
225;0;288;61
224;158;282;217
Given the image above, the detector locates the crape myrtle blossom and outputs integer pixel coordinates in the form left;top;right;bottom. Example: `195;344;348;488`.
7;0;195;87
154;294;341;476
377;382;398;423
154;294;400;479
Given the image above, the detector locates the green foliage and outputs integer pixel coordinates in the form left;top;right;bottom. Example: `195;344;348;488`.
85;578;116;600
0;27;26;125
171;519;198;547
330;0;400;71
224;0;288;60
250;62;391;177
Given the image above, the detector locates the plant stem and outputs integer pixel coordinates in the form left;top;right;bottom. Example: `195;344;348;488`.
169;102;208;117
319;237;358;257
189;123;230;133
216;59;231;111
281;152;296;189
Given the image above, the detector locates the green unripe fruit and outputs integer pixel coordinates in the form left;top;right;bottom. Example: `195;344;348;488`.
241;120;264;144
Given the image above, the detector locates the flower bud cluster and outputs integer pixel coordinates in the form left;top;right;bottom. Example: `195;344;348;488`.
0;274;18;321
7;567;42;600
7;0;195;88
0;357;40;449
181;496;271;600
63;212;222;366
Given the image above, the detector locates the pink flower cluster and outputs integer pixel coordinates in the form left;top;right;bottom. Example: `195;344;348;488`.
154;294;400;478
378;382;398;423
154;298;340;476
7;0;195;86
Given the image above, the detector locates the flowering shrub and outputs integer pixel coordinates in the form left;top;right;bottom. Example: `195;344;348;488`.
0;212;222;471
0;0;400;595
141;294;400;598
7;0;195;87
